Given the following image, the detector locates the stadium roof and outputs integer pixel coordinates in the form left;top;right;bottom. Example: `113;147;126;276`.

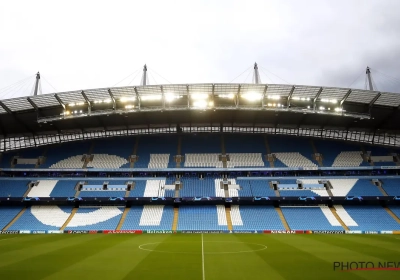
0;83;399;143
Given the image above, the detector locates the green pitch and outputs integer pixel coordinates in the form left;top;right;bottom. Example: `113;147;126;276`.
0;234;399;280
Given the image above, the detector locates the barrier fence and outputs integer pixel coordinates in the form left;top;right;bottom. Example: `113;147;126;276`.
1;230;400;234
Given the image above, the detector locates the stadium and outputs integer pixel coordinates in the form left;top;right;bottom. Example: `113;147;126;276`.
0;64;400;279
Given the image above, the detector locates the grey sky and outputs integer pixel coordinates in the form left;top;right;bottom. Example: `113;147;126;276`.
1;0;400;99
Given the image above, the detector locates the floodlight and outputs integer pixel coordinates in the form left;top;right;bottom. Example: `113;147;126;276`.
218;94;235;99
193;100;207;108
241;92;262;101
120;97;136;102
267;95;280;100
165;93;182;102
191;93;209;100
141;95;162;101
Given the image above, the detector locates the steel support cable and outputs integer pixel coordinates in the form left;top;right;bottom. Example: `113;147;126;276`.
127;71;141;86
371;68;400;84
259;65;290;84
243;68;252;83
112;68;141;87
149;71;158;85
347;71;365;88
229;66;252;83
0;75;35;97
260;68;274;83
41;76;58;93
147;67;172;84
3;78;33;99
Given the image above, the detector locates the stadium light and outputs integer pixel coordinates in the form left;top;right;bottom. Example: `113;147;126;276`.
141;95;162;101
218;93;235;99
191;93;209;100
267;95;280;100
165;93;182;102
241;92;262;101
193;100;208;108
292;97;311;101
69;102;85;107
120;97;136;102
321;98;337;104
125;105;134;109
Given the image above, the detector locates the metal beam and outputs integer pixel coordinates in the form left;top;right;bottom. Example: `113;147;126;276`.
161;85;165;110
108;89;116;110
0;101;12;114
287;86;295;107
81;91;91;115
54;94;66;109
313;87;323;110
369;92;381;107
186;85;190;109
340;89;352;108
262;85;268;107
211;84;215;107
27;97;39;111
134;87;141;110
236;85;241;109
369;92;381;115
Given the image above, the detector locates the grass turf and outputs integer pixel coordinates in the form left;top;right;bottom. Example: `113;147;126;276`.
0;234;399;280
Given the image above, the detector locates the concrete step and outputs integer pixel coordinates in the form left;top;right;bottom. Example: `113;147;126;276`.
2;207;27;231
116;207;130;230
60;208;78;230
329;206;349;231
275;206;290;231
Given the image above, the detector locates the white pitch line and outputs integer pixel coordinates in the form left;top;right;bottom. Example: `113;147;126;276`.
201;234;205;280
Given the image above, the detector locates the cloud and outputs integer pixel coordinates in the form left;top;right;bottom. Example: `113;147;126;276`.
1;0;400;98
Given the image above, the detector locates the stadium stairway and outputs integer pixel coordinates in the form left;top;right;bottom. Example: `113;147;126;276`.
375;181;388;196
116;207;130;230
172;207;179;231
225;206;233;231
325;183;334;197
383;207;400;224
124;183;132;197
328;206;349;231
130;137;140;168
2;207;26;231
174;179;180;198
274;206;290;231
22;184;32;198
60;208;78;230
74;185;81;197
310;139;323;166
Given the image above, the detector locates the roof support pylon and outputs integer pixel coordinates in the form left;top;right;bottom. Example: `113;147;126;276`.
141;64;149;86
366;66;374;91
253;63;261;84
33;72;41;96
